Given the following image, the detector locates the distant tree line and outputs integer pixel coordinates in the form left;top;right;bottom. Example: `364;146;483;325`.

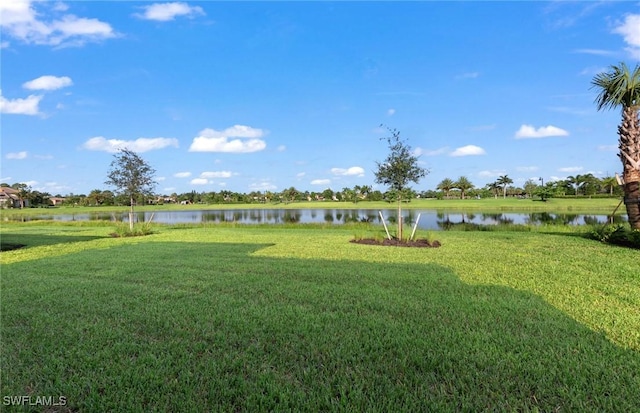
436;173;623;200
0;172;623;209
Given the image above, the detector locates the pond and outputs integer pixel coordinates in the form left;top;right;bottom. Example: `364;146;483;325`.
3;209;626;230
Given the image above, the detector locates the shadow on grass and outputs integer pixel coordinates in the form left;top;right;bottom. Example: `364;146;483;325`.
0;233;105;251
2;242;639;411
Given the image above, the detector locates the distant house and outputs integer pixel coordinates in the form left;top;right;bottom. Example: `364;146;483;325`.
50;197;66;206
0;187;24;208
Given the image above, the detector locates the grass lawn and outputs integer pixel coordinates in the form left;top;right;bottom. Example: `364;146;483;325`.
1;223;639;411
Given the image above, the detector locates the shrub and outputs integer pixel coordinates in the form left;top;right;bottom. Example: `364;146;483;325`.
111;223;154;238
586;224;640;249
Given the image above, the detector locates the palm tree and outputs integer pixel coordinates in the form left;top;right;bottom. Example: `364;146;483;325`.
496;175;513;199
359;185;372;201
566;175;580;196
486;181;500;199
601;176;618;196
454;176;474;200
592;62;640;229
437;178;455;199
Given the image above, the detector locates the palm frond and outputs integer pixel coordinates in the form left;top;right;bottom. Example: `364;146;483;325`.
591;62;640;111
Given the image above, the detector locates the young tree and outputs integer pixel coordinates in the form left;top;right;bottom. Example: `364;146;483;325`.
374;127;428;240
592;62;640;229
105;149;156;231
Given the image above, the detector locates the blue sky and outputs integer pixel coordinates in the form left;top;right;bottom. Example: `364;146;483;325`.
1;1;639;196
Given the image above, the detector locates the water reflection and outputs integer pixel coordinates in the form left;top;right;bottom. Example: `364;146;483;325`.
2;208;626;229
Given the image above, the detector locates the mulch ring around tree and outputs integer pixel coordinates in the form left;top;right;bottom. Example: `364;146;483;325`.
350;238;441;248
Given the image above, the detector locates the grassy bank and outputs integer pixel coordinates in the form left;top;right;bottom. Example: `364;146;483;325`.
1;223;638;411
0;197;625;218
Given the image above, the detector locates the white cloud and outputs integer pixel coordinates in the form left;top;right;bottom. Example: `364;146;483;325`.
0;0;116;47
387;108;396;116
156;176;166;182
200;171;232;179
0;90;42;115
414;147;448;156
450;145;486;157
330;166;365;177
190;178;209;185
516;166;539;172
174;172;191;178
34;181;69;193
135;2;205;21
572;49;615;56
6;151;28;160
82;136;179;153
467;124;496;132
515;124;569;139
23;75;73;91
34;154;53;160
478;170;505;178
579;66;608;76
311;179;331;186
613;14;640;59
296;172;306;178
456;72;479;79
277;145;286;152
189;125;267;153
249;181;277;191
598;145;617;152
558;166;583;173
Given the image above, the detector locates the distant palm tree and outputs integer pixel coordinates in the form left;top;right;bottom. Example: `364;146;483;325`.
601;176;619;196
566;175;580;196
359;185;372;200
437;178;455;199
485;182;500;199
454;176;474;200
592;62;640;229
496;175;513;199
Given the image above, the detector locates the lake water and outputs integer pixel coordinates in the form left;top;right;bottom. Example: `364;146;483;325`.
4;209;625;230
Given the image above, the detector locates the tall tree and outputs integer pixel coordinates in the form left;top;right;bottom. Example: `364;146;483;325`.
496;175;513;199
437;178;455;199
353;185;362;204
374;127;428;240
485;181;500;199
454;176;474;200
359;185;372;201
601;176;619;196
523;179;538;199
105;149;156;231
592;62;640;229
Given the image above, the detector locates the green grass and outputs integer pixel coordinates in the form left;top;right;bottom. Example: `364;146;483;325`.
0;197;625;218
1;223;639;411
